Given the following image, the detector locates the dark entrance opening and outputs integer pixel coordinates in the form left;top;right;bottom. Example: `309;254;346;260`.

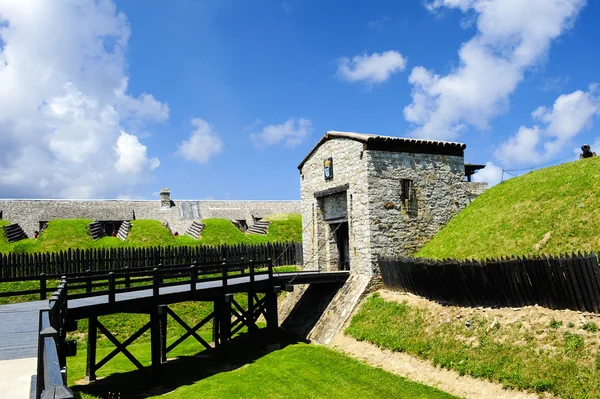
334;222;350;271
101;221;123;237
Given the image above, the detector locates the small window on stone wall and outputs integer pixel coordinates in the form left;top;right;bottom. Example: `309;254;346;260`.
401;179;412;201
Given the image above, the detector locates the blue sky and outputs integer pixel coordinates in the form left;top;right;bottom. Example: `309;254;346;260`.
0;0;598;200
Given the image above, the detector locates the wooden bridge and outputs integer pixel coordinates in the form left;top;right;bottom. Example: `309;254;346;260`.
0;259;349;398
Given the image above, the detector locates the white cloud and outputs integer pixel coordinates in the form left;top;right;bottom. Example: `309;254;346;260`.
177;118;223;163
0;0;167;198
496;86;599;167
115;131;159;173
336;51;407;85
250;118;313;148
472;161;503;186
404;0;586;140
494;126;544;167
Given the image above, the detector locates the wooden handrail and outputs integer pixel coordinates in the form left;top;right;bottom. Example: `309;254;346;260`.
36;283;73;399
0;258;274;300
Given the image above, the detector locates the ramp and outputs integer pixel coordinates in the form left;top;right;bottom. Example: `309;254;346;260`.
279;274;372;345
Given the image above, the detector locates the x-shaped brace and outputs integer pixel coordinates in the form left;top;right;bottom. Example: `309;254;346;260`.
165;307;214;354
96;320;150;372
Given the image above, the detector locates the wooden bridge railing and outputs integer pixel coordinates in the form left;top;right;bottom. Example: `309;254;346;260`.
0;257;273;301
36;277;74;399
64;258;273;302
35;258;275;394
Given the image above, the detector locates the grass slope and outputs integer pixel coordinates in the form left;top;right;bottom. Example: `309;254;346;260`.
0;214;301;254
348;293;600;399
417;157;600;260
69;341;457;399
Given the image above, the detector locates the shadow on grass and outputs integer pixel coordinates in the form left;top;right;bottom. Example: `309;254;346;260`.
71;329;303;399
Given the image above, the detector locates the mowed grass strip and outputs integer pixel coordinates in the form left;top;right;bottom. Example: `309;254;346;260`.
69;342;458;399
416;156;600;260
347;293;600;399
0;214;301;253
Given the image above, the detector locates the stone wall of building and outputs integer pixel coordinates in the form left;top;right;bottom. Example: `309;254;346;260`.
366;151;470;272
0;199;300;236
299;138;373;275
464;181;489;202
299;137;482;277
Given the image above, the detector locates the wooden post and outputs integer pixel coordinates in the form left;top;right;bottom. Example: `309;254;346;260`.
108;272;115;304
265;286;280;351
86;269;92;293
267;257;273;281
190;262;197;294
221;294;232;360
221;259;228;295
150;306;161;380
266;259;279;351
124;267;131;288
86;316;97;382
212;298;220;348
153;268;161;298
248;260;256;337
159;305;167;364
40;273;47;300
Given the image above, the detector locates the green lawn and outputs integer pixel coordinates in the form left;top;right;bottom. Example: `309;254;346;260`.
68;339;458;399
416;156;600;260
0;214;302;254
347;293;600;399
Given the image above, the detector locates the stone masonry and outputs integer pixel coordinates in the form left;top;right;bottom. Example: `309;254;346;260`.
0;197;300;237
298;131;487;277
300;138;372;275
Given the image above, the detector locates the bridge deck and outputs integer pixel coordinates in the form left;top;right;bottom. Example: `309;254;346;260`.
67;270;348;319
0;270;348;398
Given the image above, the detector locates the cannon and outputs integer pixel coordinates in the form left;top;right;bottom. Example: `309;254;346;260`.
580;144;596;159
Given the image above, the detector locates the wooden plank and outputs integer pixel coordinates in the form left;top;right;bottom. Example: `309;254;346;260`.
572;253;593;312
555;255;576;310
582;253;600;313
579;252;599;313
539;255;556;309
519;256;536;306
563;255;584;311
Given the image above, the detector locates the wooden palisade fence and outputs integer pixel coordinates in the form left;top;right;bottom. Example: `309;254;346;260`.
380;252;600;313
0;242;302;282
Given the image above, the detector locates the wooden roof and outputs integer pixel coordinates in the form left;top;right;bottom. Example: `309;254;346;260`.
298;131;466;171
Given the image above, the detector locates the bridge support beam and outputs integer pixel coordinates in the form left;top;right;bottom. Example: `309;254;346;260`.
86;316;97;382
150;306;162;380
159;305;167;364
266;286;280;351
219;294;232;360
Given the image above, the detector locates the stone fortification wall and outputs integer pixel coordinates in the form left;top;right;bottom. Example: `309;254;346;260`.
366;151;470;270
299;138;373;276
464;181;488;202
0;199;300;236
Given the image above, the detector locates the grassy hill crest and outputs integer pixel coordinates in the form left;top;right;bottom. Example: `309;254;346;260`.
416;157;600;260
0;214;301;253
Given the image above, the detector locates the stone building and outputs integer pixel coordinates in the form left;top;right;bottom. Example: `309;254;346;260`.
298;131;487;277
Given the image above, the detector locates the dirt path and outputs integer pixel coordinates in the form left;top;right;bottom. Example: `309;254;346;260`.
328;290;549;399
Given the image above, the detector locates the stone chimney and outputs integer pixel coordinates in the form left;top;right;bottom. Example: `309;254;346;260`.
160;188;171;209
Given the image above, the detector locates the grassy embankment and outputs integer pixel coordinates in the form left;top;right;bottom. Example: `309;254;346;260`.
346;158;600;398
67;334;457;399
0;214;302;254
348;293;600;399
417;157;600;260
41;290;455;399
